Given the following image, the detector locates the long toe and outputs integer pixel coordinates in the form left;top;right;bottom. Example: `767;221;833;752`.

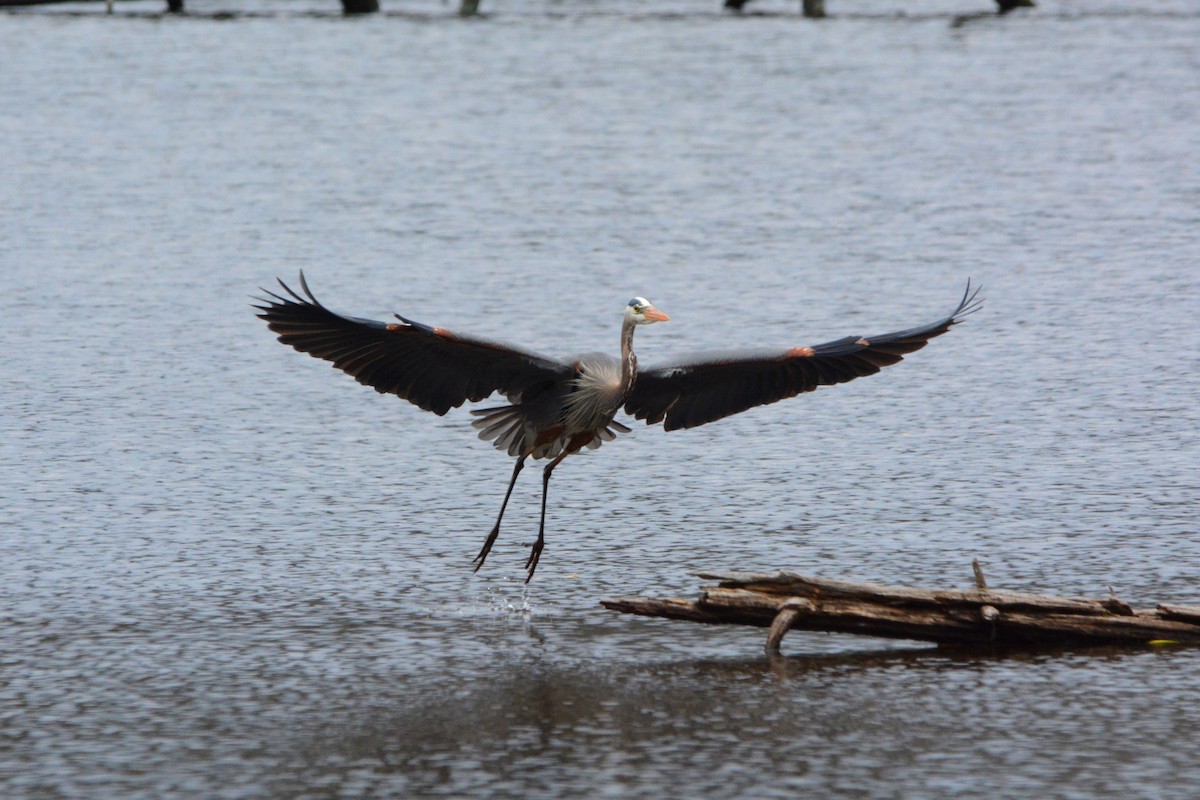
473;529;500;571
524;545;544;582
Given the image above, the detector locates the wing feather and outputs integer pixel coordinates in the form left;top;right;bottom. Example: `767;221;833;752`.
625;282;981;431
255;272;569;415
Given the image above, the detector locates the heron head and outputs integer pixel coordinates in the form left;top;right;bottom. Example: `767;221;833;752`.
626;297;670;325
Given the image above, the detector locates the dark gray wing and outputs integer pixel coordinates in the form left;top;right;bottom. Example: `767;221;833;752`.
255;273;570;415
624;282;982;431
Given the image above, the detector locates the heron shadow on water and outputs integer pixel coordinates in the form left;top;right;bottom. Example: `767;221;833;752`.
255;275;981;582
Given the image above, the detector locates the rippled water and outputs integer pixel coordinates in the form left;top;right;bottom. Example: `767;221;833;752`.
3;1;1199;797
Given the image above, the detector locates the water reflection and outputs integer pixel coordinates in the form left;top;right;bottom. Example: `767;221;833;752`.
276;645;1199;798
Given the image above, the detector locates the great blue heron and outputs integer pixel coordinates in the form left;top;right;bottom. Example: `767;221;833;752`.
256;274;981;582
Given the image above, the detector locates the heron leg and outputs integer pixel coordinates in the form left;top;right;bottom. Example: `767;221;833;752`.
526;450;571;583
473;455;526;573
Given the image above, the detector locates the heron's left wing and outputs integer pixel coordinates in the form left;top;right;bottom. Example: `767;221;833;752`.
624;283;981;431
255;273;570;415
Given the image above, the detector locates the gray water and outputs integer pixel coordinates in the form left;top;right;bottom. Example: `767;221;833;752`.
3;1;1200;797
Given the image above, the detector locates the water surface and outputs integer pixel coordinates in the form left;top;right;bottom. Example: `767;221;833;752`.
2;2;1199;797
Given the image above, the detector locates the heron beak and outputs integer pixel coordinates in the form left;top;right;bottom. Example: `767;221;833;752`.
644;307;670;323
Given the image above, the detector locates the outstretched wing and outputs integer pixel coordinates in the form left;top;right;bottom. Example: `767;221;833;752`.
255;273;569;415
624;282;982;431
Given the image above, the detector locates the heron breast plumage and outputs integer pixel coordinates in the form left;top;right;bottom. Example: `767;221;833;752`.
470;353;630;460
564;352;625;433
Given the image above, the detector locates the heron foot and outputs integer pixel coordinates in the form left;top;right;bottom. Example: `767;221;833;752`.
524;536;545;583
472;526;501;572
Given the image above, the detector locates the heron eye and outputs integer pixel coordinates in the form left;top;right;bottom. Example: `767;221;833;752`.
634;304;645;313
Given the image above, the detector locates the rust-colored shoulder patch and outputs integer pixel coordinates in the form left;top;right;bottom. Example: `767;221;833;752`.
386;323;403;331
433;327;454;339
786;346;815;358
856;337;870;346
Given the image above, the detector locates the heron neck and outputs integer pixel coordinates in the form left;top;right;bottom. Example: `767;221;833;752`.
620;317;637;396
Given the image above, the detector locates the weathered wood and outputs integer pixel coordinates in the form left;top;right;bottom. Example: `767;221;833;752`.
1157;604;1200;626
722;0;825;15
765;600;811;654
718;0;1029;16
696;570;1127;616
340;0;379;13
602;596;730;625
972;559;988;589
603;569;1200;653
985;609;1200;644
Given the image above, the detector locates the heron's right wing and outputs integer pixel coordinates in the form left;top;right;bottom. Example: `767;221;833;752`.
255;273;570;415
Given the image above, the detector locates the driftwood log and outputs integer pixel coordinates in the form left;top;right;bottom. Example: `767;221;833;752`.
602;564;1200;654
